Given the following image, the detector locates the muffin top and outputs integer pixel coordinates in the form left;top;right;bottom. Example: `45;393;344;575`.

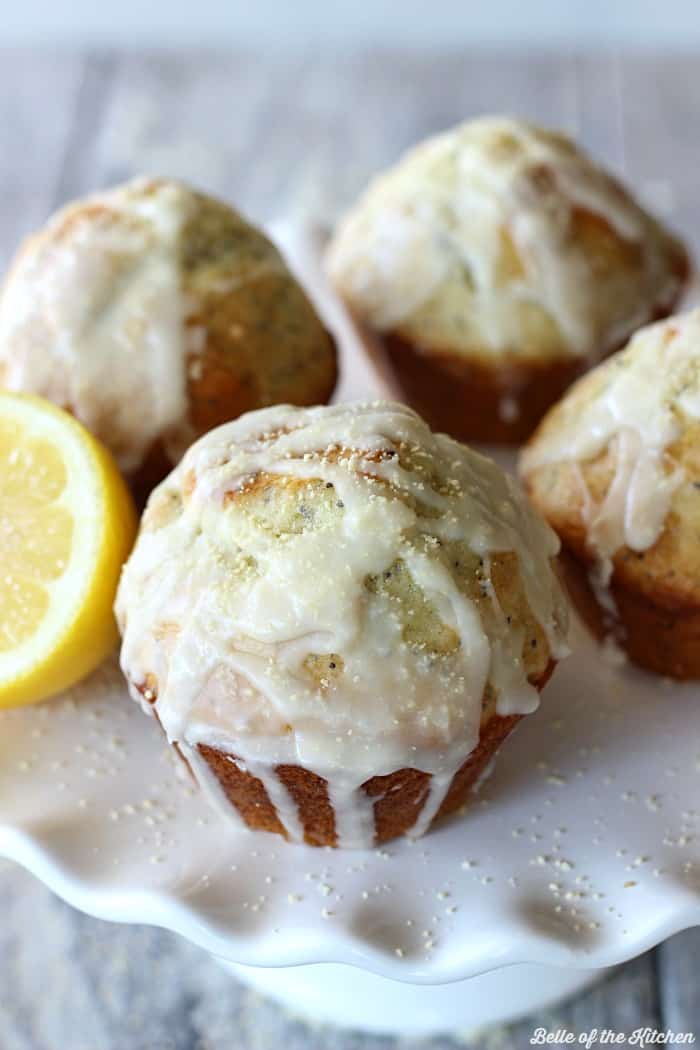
0;177;334;474
521;309;700;592
327;117;687;364
116;401;568;782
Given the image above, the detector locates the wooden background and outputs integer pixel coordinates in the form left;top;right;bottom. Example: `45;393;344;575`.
0;47;698;1050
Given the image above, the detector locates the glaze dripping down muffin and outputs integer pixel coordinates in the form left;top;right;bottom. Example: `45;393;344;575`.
327;117;689;443
0;177;336;493
521;308;700;679
116;401;568;847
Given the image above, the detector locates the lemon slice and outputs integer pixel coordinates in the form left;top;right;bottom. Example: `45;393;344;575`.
0;393;138;707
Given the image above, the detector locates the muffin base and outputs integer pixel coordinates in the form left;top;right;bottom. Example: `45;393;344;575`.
380;261;689;445
196;712;522;848
560;549;700;679
382;333;583;445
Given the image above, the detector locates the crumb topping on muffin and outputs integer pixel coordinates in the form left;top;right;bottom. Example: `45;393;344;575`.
116;401;568;845
521;309;700;586
327;117;687;363
0;177;334;475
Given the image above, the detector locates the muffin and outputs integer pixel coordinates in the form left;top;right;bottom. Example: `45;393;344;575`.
116;401;568;847
0;177;337;496
327;117;689;444
520;309;700;679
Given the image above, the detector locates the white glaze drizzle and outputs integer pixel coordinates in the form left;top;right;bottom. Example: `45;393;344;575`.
471;756;497;795
117;401;568;847
327;116;684;361
180;737;309;842
521;309;700;588
409;770;455;841
0;177;199;473
178;741;248;831
326;775;378;850
246;759;306;843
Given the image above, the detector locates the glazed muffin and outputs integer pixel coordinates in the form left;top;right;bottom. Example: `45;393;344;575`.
521;309;700;679
0;177;337;496
327;117;689;444
116;401;568;848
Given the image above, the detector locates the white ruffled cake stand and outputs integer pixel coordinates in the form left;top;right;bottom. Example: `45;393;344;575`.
0;224;698;1036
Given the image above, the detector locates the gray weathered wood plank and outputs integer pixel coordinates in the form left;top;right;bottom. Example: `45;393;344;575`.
50;51;119;207
572;51;625;172
76;47;584;228
548;952;661;1037
658;929;700;1037
0;51;86;271
617;52;700;260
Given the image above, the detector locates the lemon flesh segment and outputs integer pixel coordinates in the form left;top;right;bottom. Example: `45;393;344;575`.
0;393;138;708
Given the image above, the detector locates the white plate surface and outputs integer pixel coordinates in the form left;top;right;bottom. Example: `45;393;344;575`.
0;222;698;985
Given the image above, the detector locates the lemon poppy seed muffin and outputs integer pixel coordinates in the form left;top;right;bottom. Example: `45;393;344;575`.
521;309;700;679
327;117;689;444
0;177;337;496
116;401;568;847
